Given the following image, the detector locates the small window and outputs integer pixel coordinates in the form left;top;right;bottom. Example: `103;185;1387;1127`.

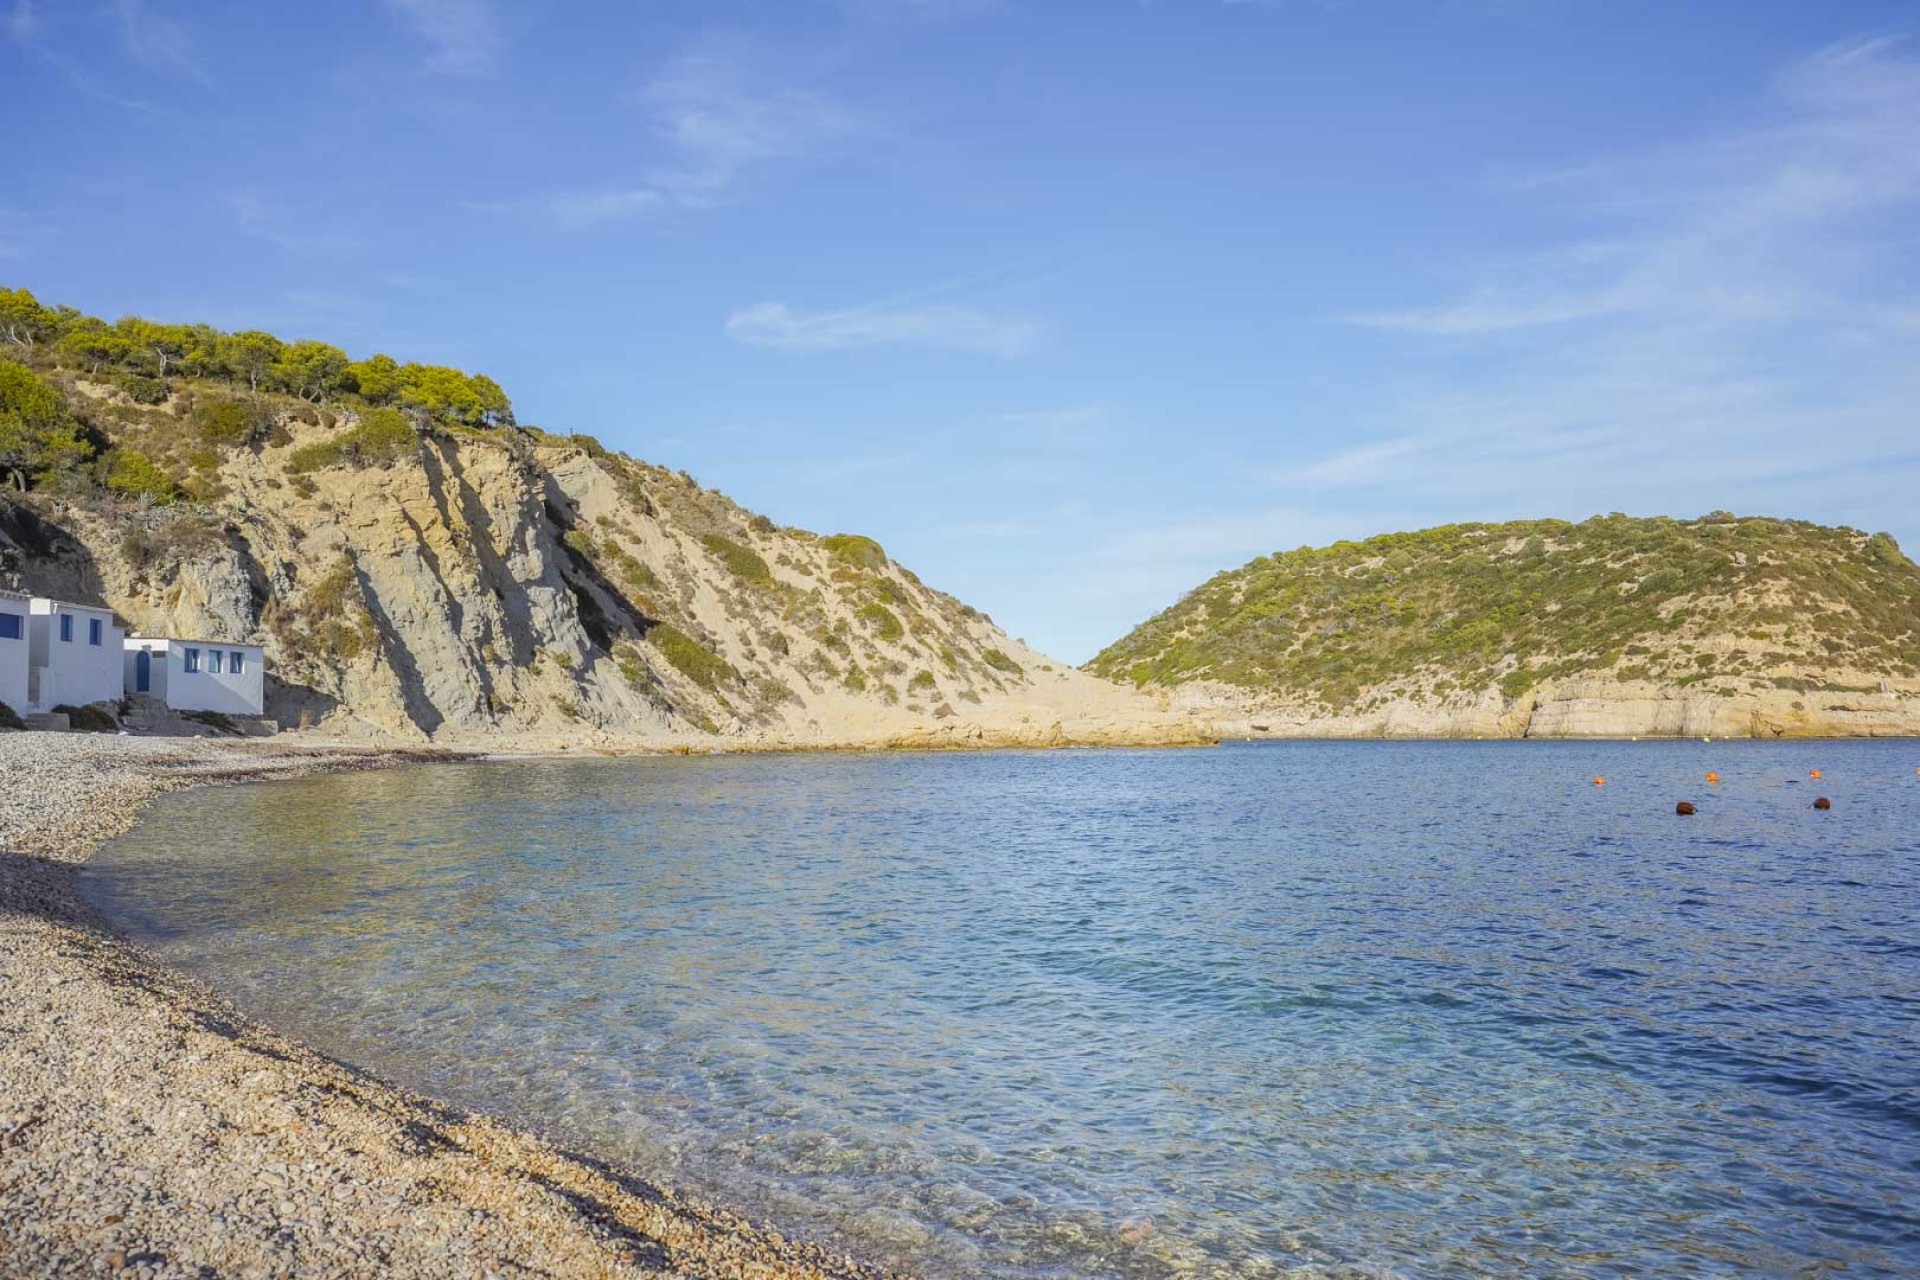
209;650;223;675
184;647;200;673
60;614;73;642
230;651;246;674
89;618;103;646
0;613;19;640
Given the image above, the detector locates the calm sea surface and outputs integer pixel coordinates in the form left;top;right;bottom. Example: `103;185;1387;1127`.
86;742;1920;1277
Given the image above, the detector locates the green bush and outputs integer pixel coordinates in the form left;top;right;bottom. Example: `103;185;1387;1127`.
195;399;259;447
820;533;887;571
981;648;1023;676
908;669;938;694
104;449;178;503
53;703;118;733
286;407;416;474
0;701;23;731
702;533;771;583
648;624;735;690
857;602;904;642
117;374;170;404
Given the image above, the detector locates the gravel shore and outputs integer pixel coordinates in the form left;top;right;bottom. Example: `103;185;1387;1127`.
0;734;896;1280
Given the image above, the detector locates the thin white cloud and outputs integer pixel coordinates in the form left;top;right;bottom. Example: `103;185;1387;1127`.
640;53;863;208
725;299;1042;356
228;192;364;257
6;0;162;112
384;0;500;76
1300;36;1920;548
511;188;663;230
0;209;36;259
111;0;207;84
491;48;866;230
1296;436;1424;485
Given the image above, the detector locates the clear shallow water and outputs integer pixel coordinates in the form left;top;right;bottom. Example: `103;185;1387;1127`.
87;742;1920;1278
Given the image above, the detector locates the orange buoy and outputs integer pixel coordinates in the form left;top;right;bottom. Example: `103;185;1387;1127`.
1676;801;1696;815
1813;796;1832;810
1592;776;1605;786
1705;771;1719;783
1810;769;1822;779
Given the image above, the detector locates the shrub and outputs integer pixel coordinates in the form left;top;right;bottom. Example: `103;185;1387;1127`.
702;533;771;583
648;624;735;690
857;602;904;642
0;701;23;731
820;533;887;571
981;648;1023;676
195;399;260;447
908;669;937;694
117;374;170;404
286;407;416;474
104;449;178;503
53;702;118;733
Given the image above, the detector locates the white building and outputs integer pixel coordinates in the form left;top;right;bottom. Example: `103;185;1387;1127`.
27;597;126;712
125;636;265;717
0;590;29;715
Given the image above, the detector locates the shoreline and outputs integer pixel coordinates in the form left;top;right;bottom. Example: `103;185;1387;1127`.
0;735;902;1279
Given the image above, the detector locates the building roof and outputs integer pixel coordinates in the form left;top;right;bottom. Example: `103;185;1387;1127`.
32;596;119;616
126;635;266;650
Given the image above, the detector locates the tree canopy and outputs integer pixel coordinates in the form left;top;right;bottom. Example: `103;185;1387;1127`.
0;288;513;426
0;358;92;490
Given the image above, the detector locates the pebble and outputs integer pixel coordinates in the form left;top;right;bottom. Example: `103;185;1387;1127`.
0;734;899;1279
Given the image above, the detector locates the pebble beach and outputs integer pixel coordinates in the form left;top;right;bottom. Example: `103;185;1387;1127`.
0;734;895;1280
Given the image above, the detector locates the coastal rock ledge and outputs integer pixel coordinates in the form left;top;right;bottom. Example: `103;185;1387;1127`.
1165;678;1920;739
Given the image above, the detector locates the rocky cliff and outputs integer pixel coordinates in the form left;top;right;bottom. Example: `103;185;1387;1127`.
1090;514;1920;739
0;378;1196;748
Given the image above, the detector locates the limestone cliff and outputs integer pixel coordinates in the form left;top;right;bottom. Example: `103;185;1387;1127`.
1092;514;1920;739
0;382;1196;747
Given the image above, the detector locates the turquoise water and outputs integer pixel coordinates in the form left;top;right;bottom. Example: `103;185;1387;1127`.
86;742;1920;1277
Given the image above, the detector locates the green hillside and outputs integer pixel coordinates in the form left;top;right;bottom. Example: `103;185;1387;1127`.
1087;514;1920;709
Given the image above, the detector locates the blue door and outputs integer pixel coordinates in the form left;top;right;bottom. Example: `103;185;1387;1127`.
135;649;151;693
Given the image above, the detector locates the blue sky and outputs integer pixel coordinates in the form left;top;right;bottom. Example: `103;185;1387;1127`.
6;1;1920;662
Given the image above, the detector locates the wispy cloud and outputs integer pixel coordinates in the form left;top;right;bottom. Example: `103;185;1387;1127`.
0;209;40;259
384;0;500;76
227;192;364;257
641;53;862;207
1295;436;1423;485
6;1;161;112
726;299;1042;356
487;48;866;229
1298;36;1920;545
110;0;207;84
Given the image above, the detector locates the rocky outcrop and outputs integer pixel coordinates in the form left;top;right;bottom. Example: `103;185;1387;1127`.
1165;677;1920;739
0;390;1199;748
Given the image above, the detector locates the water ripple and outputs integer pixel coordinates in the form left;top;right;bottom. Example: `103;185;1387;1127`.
86;740;1920;1278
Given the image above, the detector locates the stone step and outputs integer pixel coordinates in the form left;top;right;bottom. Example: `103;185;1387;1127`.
25;712;71;732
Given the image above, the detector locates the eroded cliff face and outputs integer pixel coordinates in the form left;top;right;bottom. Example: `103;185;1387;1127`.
1164;677;1920;739
0;390;1199;747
